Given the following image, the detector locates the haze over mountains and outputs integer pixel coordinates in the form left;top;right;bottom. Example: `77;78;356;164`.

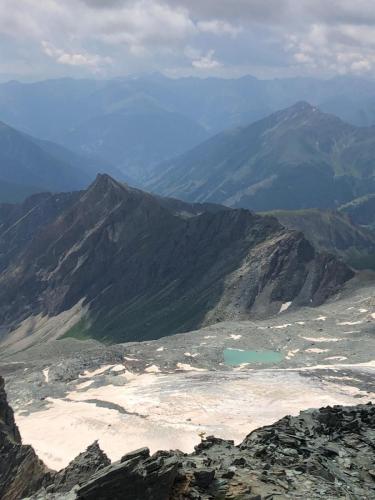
2;74;375;185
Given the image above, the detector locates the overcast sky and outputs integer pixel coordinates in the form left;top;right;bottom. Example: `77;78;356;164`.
1;0;375;81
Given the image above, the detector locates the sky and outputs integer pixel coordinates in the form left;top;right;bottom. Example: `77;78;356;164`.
1;0;375;81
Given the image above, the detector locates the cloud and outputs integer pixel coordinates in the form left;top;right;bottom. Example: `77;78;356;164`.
42;41;111;69
95;1;196;52
190;49;221;70
286;20;375;75
197;20;241;37
2;0;375;79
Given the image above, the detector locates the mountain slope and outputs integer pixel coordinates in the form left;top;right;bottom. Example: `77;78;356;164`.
0;121;125;202
269;209;375;270
0;121;90;194
339;194;375;229
149;102;375;210
0;175;353;349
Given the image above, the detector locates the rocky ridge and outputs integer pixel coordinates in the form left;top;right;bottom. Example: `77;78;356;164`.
0;175;353;348
1;376;374;499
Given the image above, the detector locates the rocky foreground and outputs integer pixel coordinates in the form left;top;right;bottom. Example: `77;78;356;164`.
1;376;374;499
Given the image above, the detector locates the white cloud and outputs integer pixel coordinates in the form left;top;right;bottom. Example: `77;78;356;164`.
286;22;375;75
197;20;241;37
191;50;221;70
95;1;196;51
2;0;375;79
42;41;111;69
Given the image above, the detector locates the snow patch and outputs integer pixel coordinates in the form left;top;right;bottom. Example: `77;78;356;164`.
111;365;125;373
337;321;363;326
43;368;49;383
286;349;300;360
176;363;206;372
279;302;292;313
306;348;329;354
145;365;161;373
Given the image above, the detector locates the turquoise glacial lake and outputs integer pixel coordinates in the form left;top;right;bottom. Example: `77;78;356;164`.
224;349;283;366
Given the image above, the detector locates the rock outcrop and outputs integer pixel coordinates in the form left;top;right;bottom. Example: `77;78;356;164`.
0;376;47;500
0;175;353;347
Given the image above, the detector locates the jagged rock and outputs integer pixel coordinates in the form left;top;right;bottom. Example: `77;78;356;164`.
47;441;110;493
0;376;48;500
76;451;179;500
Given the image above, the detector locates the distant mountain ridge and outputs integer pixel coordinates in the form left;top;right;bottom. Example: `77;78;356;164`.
0;175;353;351
3;74;375;181
149;102;375;210
0;121;124;202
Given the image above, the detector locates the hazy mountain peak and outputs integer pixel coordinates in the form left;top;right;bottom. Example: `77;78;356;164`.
150;104;375;211
274;101;323;124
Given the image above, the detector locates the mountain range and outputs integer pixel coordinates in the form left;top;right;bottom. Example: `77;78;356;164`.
149;102;375;210
2;74;375;181
0;174;352;350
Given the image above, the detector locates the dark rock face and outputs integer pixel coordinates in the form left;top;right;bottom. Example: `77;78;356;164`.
76;449;178;500
271;208;375;270
0;376;47;500
47;441;110;494
0;175;353;345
